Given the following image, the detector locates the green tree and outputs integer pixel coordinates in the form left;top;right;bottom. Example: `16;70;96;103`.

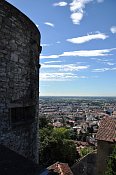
105;145;116;175
39;127;53;142
62;139;77;165
39;127;77;167
39;116;49;128
52;127;70;140
80;146;94;157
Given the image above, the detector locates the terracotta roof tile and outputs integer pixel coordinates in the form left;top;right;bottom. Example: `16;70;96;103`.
96;117;116;142
47;162;73;175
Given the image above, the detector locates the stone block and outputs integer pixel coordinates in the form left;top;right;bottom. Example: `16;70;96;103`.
11;52;18;62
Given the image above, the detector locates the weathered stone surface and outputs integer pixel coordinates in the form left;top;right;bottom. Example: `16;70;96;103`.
71;152;97;175
0;0;41;163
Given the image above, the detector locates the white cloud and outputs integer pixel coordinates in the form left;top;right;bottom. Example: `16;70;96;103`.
61;65;89;71
44;22;54;27
91;58;115;64
41;43;52;47
67;32;108;44
92;67;116;72
70;11;83;25
60;64;89;71
40;72;87;81
53;1;68;6
41;64;61;69
97;0;104;3
61;48;116;57
40;54;60;59
44;61;62;64
96;58;109;62
106;62;115;66
40;72;77;81
41;42;61;47
41;63;89;72
40;48;116;59
69;0;93;25
92;68;110;72
110;26;116;34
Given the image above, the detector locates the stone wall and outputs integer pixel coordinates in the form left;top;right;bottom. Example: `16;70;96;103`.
0;0;41;163
96;140;114;175
71;151;97;175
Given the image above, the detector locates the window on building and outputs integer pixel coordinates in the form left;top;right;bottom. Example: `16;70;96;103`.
10;106;35;126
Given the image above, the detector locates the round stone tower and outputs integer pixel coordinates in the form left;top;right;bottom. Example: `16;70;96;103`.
0;0;41;163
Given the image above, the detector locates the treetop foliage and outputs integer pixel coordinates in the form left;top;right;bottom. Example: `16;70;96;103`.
39;127;78;167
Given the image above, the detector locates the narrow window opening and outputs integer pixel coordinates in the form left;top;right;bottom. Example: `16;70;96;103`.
10;106;35;126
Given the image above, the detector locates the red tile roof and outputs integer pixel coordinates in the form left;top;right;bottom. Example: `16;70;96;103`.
47;162;73;175
96;117;116;142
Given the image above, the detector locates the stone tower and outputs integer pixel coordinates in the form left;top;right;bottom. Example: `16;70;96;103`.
0;0;41;163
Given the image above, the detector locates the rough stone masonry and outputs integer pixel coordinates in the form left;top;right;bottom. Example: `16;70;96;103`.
0;0;41;163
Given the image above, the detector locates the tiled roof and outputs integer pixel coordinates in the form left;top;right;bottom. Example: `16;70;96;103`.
47;162;73;175
96;117;116;142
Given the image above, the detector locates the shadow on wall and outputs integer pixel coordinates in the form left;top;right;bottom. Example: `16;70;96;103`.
71;151;97;175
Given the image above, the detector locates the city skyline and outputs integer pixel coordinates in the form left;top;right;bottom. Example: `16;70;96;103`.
6;0;116;96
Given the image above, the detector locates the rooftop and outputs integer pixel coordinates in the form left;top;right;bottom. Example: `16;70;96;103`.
47;162;73;175
96;117;116;142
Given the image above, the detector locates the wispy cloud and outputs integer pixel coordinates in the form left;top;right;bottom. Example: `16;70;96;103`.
106;62;115;66
40;54;59;59
97;0;104;3
61;48;116;57
41;63;89;72
60;64;89;71
41;42;61;47
110;26;116;34
40;48;116;59
40;72;87;81
41;43;52;47
56;41;61;44
69;0;93;25
96;58;109;62
67;32;108;44
92;67;116;72
44;61;63;64
44;22;54;27
41;64;61;69
91;58;115;66
53;1;68;7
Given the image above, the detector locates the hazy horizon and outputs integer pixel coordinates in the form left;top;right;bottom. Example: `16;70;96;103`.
40;95;116;98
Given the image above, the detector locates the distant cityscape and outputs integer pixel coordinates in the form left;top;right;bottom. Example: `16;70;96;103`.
39;96;116;146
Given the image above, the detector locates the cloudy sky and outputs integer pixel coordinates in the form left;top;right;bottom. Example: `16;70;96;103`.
6;0;116;96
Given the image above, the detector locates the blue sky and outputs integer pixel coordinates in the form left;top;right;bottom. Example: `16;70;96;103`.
6;0;116;96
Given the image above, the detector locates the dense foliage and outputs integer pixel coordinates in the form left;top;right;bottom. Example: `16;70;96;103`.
39;115;50;128
80;146;94;157
105;145;116;175
39;127;78;167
